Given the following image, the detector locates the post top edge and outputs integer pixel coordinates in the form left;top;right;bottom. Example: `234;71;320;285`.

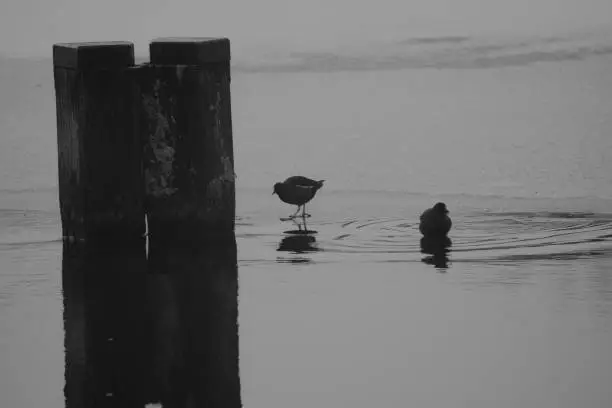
149;37;231;64
150;37;229;44
53;41;134;49
53;42;135;69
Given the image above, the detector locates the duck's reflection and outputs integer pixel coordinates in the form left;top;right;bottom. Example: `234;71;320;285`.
420;236;452;270
278;234;319;253
276;235;320;264
277;216;320;263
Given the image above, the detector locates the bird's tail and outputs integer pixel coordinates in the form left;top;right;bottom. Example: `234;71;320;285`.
316;180;325;190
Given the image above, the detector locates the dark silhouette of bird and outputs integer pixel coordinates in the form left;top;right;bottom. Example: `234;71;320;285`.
419;202;452;238
273;176;325;218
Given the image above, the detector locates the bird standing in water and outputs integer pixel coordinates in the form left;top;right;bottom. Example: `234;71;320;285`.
419;202;452;238
273;176;325;218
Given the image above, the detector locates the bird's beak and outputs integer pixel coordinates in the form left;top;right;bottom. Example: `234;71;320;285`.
272;191;276;195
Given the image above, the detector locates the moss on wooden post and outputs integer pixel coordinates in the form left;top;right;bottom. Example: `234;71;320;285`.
53;42;144;243
136;38;235;241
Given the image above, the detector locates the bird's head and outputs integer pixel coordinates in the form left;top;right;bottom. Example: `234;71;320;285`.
272;182;282;195
433;202;449;214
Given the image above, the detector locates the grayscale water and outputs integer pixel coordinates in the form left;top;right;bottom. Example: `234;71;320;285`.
1;30;612;408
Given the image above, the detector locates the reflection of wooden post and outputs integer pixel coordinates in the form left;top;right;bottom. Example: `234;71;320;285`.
53;42;144;242
136;38;235;241
146;237;241;407
62;241;147;407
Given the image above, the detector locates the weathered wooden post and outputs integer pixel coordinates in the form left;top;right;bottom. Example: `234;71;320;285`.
53;42;144;243
135;37;235;241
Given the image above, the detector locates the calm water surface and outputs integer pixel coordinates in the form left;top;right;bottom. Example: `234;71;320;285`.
1;37;612;407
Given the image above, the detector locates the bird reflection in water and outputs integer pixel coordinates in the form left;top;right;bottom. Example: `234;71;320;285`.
420;236;452;270
277;216;320;263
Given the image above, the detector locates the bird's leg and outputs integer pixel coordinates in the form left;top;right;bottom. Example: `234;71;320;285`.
290;216;305;232
289;205;301;219
302;204;311;218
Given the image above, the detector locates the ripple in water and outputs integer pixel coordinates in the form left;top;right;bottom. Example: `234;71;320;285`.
0;209;61;247
322;216;420;254
318;211;612;264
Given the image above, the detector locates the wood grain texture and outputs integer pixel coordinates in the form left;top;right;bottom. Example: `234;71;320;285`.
53;43;144;242
135;38;235;241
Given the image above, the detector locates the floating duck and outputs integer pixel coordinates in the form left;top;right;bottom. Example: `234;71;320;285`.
419;202;452;238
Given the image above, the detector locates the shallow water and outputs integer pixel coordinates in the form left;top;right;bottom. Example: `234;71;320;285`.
2;36;612;407
1;187;612;407
241;190;612;408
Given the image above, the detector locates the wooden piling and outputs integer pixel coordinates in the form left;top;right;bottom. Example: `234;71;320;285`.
53;42;144;243
56;37;240;406
135;37;235;241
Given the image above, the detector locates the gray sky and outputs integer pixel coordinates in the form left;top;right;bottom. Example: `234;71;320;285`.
2;0;612;57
